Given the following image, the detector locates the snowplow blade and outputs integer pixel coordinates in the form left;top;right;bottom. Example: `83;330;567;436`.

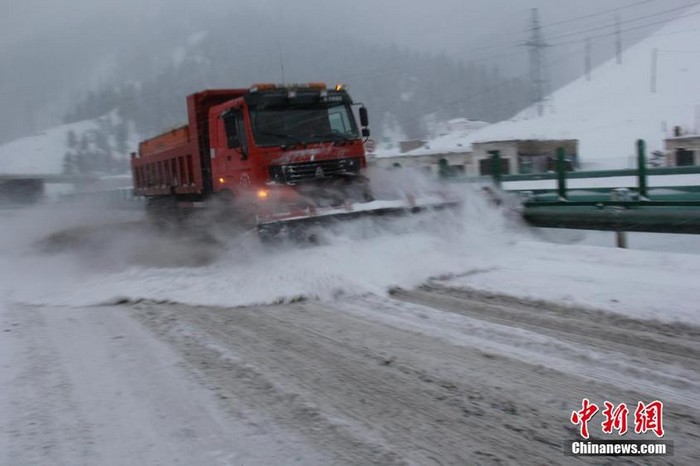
255;195;460;241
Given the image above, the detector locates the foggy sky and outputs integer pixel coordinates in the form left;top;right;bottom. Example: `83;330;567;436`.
4;0;694;61
1;0;696;142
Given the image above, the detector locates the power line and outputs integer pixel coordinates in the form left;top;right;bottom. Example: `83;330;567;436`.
546;2;699;43
447;2;678;63
341;4;700;128
542;0;661;29
319;2;699;86
192;6;700;132
551;8;700;47
657;48;700;53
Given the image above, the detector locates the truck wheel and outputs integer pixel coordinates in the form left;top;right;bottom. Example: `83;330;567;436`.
146;197;179;230
209;191;257;232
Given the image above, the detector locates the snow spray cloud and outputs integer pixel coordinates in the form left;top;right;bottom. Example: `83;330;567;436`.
0;173;529;308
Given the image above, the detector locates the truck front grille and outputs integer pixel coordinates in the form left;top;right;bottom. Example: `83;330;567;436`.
269;157;361;184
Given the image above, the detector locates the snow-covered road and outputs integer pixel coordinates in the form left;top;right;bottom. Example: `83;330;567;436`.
127;291;699;465
1;195;699;464
0;301;329;465
3;289;698;465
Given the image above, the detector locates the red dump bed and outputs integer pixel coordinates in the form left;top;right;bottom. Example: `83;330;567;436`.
140;125;191;155
132;89;247;196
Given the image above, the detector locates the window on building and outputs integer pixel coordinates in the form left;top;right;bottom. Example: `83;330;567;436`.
479;158;510;176
676;148;695;166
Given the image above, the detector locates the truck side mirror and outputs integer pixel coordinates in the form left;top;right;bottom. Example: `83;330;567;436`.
362;128;370;138
359;106;369;128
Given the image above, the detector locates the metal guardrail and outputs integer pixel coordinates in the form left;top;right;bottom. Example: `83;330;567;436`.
0;173;99;183
499;165;700;182
446;140;700;236
523;205;700;234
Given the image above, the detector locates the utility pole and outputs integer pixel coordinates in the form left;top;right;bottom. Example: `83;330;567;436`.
585;38;592;81
615;14;622;65
650;48;658;93
525;8;548;116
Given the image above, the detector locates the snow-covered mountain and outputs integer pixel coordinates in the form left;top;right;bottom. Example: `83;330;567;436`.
374;5;700;169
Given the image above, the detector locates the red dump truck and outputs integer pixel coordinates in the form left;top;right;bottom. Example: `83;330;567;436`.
131;83;452;237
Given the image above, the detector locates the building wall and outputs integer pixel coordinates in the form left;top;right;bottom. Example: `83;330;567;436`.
370;139;579;176
472;139;578;175
471;141;519;176
516;139;577;157
370;152;470;175
665;137;700;166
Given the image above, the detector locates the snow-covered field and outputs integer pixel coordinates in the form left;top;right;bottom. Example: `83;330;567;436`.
1;181;699;463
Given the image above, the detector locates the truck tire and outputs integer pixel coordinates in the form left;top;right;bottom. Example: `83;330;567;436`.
208;190;257;232
146;197;179;230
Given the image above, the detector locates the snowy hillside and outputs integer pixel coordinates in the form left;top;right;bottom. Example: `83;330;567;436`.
0;112;139;175
0;120;98;175
464;4;700;169
373;5;700;169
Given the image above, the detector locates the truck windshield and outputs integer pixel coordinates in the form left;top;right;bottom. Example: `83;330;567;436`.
250;102;359;147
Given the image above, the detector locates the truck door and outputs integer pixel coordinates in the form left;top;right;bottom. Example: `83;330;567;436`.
216;109;252;193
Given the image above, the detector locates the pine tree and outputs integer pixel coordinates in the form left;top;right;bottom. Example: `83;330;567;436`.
63;152;77;174
62;32;532;142
66;130;78;149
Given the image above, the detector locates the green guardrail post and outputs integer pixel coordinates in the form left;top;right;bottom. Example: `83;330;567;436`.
556;147;568;200
438;158;449;179
637;139;648;200
488;150;501;188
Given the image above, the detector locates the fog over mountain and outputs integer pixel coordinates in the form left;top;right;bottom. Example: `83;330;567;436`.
1;0;695;144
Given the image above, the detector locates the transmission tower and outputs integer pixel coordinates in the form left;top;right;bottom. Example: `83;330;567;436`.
524;8;549;116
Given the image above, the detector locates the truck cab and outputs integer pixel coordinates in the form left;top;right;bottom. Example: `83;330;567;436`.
208;83;369;212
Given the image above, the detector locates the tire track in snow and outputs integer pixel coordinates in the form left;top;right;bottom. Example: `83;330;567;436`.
389;285;700;402
128;294;700;465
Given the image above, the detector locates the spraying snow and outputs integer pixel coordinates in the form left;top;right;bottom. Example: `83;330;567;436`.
0;174;518;305
1;168;699;324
